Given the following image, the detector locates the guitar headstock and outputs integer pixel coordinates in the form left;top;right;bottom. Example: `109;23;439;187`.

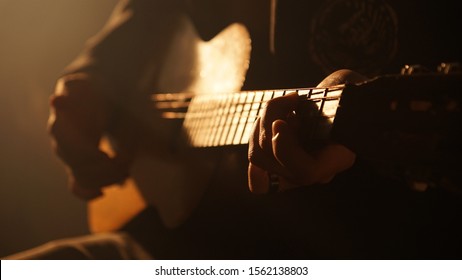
332;63;462;193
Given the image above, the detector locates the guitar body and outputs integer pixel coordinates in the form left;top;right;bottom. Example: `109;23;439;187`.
88;15;252;232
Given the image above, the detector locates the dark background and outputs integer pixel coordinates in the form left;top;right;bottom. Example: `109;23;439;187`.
0;0;118;257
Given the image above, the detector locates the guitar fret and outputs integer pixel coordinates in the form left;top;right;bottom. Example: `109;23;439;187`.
232;93;250;145
273;90;285;98
212;94;230;146
195;95;211;146
256;90;267;118
207;94;224;147
238;91;264;144
206;100;218;147
201;97;212;146
224;93;241;145
237;91;256;144
218;93;236;146
264;90;275;102
208;97;222;146
308;88;314;99
319;88;328;113
189;96;204;146
183;96;194;145
187;100;198;146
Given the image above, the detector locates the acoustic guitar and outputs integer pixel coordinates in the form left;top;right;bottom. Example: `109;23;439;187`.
88;15;462;233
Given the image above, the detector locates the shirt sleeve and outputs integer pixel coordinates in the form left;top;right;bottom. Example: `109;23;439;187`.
63;0;187;96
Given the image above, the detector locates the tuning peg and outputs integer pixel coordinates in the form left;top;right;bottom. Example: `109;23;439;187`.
400;64;430;75
437;62;461;74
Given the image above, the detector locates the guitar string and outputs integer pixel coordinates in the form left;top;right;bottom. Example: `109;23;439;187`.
151;87;342;146
154;87;342;105
152;93;341;108
151;85;344;102
156;96;341;120
154;95;341;112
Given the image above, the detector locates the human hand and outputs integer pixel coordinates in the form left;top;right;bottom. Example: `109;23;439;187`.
247;69;366;194
48;73;130;200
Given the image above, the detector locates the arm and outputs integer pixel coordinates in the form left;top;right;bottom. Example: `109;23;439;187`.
48;0;186;199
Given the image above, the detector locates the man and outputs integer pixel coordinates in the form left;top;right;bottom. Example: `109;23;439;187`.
5;0;462;259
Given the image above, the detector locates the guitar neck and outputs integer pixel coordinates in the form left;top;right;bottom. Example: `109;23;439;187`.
153;85;344;148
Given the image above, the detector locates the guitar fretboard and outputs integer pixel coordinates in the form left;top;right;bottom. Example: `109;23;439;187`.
153;86;344;147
